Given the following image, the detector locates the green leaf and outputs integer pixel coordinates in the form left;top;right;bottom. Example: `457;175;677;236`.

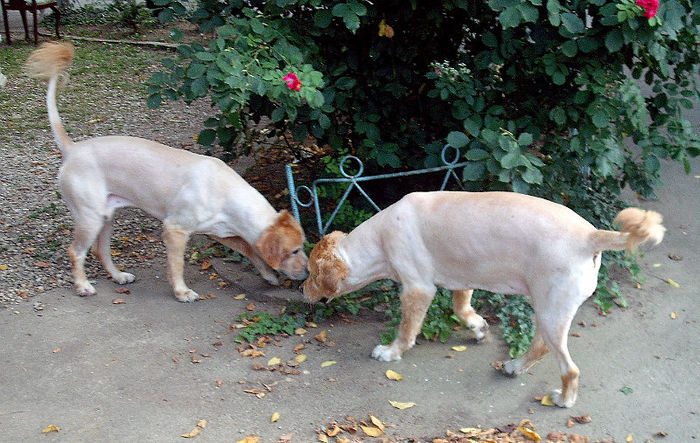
499;6;522;29
462;161;486;181
549;107;566;125
169;28;183;42
186;63;207;79
335;76;356;90
466;148;490;161
560;12;584;34
500;151;523;168
197;128;216;146
517;133;533;146
605;30;623;53
146;93;162;109
195;51;216;62
314;9;332;28
190;77;209;97
561;40;578;57
447;131;469;149
463;115;482;136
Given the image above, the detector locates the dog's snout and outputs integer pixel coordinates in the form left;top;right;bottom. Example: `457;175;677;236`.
319;297;329;304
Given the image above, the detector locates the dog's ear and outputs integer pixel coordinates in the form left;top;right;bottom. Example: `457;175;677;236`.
308;231;348;297
255;210;304;270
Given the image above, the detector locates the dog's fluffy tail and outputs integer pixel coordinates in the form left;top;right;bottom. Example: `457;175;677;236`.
589;208;665;253
25;41;76;155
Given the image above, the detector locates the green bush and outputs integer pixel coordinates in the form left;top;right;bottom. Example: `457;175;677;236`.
146;0;699;356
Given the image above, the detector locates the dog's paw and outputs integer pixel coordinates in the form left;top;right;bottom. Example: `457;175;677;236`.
471;317;490;342
76;281;96;297
550;389;576;408
174;288;199;303
261;273;280;286
112;272;136;285
371;344;402;362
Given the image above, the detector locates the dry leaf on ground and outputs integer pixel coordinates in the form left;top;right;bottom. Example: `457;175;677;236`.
361;425;384;437
41;424;60;433
385;369;403;381
321;360;337;368
389;400;416;409
451;345;467;352
271;412;280;423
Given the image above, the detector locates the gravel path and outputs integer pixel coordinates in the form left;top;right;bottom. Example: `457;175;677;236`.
0;46;213;305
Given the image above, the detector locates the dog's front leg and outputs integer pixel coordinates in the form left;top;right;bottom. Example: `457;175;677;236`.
162;225;198;302
212;236;279;286
372;287;435;362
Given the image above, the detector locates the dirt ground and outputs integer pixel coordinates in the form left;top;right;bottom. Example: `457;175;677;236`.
1;19;699;443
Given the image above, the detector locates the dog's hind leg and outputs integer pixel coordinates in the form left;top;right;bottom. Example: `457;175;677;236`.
453;289;489;342
502;329;549;376
372;286;435;362
94;216;136;285
163;224;198;302
68;213;103;296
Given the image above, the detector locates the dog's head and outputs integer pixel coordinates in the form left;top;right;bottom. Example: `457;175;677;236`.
255;210;308;280
302;231;349;303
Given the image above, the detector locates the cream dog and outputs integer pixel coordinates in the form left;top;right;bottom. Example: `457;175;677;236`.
26;42;308;302
303;191;664;407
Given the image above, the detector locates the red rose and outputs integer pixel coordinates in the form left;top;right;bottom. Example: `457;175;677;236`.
635;0;659;18
283;72;302;91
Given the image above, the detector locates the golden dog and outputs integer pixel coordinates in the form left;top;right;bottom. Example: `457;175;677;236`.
303;191;664;407
26;42;308;302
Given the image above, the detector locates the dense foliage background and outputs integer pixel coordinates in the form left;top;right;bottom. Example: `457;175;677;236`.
146;0;700;354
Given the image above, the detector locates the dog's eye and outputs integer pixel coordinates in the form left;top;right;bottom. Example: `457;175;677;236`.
291;248;301;255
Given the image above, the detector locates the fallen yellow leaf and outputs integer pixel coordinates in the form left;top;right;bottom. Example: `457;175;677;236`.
389;400;416;409
385;369;403;381
294;328;308;335
369;415;385;431
233;294;247;300
42;424;60;433
666;278;680;288
652;263;661;268
315;330;327;342
518;426;542;441
670;312;677;320
197;419;207;429
321;360;337;368
306;322;318;328
181;427;201;438
361;425;384;437
236;436;261;443
267;357;282;366
540;395;555;406
626;434;633;442
0;264;8;270
317;434;329;443
295;354;307;363
460;427;482;436
271;412;280;423
326;425;342;437
451;345;467;352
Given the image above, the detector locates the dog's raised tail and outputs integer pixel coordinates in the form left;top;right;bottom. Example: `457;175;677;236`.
590;207;665;253
25;41;76;154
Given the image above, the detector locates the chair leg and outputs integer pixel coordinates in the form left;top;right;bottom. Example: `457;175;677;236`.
32;10;38;43
20;9;29;40
52;6;60;39
1;4;11;44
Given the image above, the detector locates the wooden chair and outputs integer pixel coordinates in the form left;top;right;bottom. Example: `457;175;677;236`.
1;0;60;44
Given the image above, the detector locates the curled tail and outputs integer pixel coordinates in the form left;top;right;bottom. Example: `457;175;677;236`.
589;208;665;253
25;41;75;155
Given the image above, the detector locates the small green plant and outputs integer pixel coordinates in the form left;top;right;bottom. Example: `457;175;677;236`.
235;312;306;343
